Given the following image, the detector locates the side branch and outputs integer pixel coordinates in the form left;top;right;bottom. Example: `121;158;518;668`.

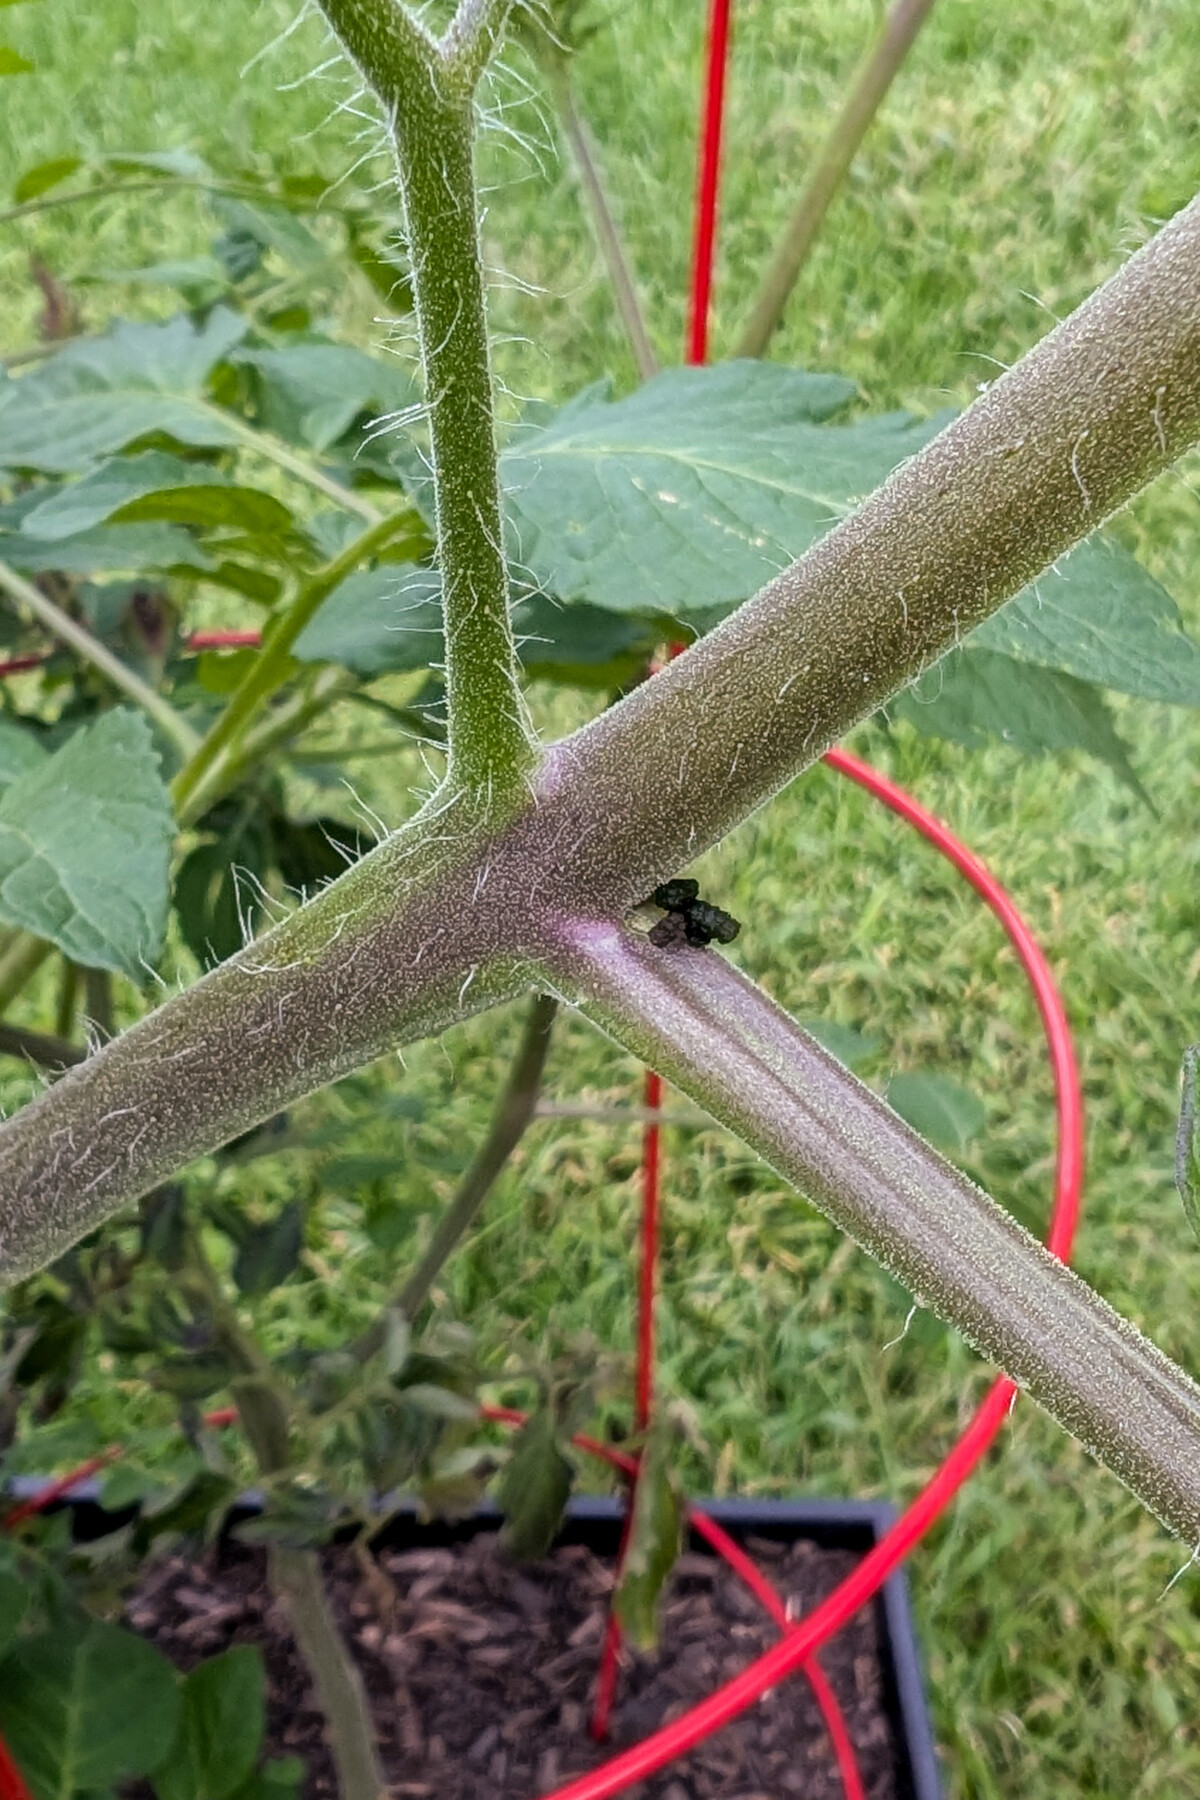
319;0;535;802
549;923;1200;1544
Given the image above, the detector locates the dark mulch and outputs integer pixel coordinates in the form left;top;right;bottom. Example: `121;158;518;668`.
125;1530;899;1799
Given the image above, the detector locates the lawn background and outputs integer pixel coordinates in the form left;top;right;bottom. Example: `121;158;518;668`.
4;1;1200;1793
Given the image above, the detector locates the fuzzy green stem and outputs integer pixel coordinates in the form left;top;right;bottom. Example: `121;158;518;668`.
317;0;534;802
735;0;939;360
0;559;201;765
546;53;658;381
172;511;412;824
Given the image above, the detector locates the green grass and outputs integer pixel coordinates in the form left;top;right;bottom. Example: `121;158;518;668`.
6;1;1200;1794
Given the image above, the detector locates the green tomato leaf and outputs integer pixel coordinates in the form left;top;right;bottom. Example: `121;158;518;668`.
501;361;920;614
232;1203;304;1299
234;341;418;452
173;814;274;966
799;1018;881;1069
887;1072;986;1153
0;1623;181;1799
113;484;293;537
293;565;657;689
612;1428;684;1652
892;646;1149;799
0;715;48;791
19;452;231;542
210;196;326;274
12;156;82;202
1;310;246;472
973;534;1200;705
0;1569;29;1658
155;1647;266;1800
0;710;174;975
226;1757;305;1800
292;565;442;675
514;592;659;688
1;521;214;575
497;1407;574;1561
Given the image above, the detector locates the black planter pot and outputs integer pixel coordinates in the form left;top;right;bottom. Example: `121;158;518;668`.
20;1484;942;1800
362;1495;944;1800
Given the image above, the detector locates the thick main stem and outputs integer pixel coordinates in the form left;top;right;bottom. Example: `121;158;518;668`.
734;0;939;360
552;924;1200;1545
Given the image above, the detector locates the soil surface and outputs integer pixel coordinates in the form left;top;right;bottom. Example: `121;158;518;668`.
125;1529;900;1800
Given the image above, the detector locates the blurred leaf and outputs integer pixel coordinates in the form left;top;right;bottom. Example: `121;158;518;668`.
0;710;174;976
141;1185;190;1273
0;47;34;75
973;534;1200;706
0;715;48;790
174;806;275;965
228;1757;305;1800
134;1472;237;1549
1;310;246;472
497;1407;573;1560
210;196;325;274
232;1203;304;1298
613;1429;684;1652
0;1569;28;1657
13;157;82;202
514;591;659;688
1175;1046;1200;1248
156;1648;265;1800
0;1622;181;1799
150;1352;237;1402
321;1153;406;1197
292;563;440;675
1;521;214;576
114;484;294;536
892;646;1149;799
19;451;231;542
798;1018;881;1068
270;814;363;891
234;342;417;452
105;148;211;179
230;1487;336;1550
346;222;412;310
887;1072;986;1152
